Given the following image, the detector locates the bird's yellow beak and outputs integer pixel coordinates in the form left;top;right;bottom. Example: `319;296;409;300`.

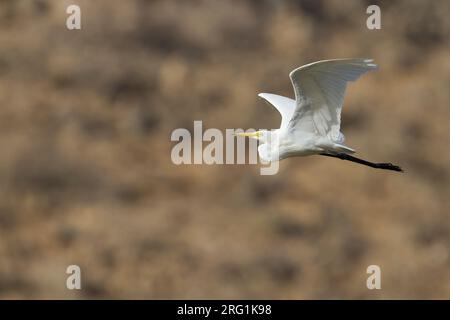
234;131;262;139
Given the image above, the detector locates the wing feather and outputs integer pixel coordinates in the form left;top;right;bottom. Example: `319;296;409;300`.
288;58;377;141
257;93;296;130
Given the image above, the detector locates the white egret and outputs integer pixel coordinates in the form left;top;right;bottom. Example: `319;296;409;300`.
237;58;402;172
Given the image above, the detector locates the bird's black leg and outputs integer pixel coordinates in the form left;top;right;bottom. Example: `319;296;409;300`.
320;153;403;172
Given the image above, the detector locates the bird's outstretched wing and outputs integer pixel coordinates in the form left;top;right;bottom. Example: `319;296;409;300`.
288;58;377;142
258;93;296;130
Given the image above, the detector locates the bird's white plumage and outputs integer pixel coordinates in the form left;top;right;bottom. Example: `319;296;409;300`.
257;93;295;130
237;59;402;171
240;58;378;162
288;58;377;143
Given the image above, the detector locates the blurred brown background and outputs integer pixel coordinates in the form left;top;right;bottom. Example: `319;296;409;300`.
0;0;449;299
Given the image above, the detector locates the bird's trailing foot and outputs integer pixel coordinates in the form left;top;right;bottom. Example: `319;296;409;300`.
320;153;403;172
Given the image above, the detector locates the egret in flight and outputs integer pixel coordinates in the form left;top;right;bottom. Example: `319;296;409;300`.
237;58;402;172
